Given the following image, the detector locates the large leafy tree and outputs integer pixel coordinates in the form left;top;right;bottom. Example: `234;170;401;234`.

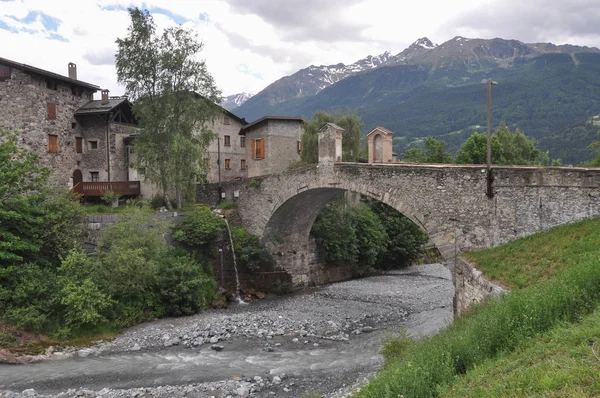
402;136;453;163
115;8;221;208
300;110;363;164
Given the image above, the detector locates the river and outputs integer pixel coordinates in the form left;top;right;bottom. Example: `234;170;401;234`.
0;263;454;398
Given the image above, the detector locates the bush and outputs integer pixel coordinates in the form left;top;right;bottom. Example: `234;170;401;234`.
217;200;238;209
172;206;225;251
155;249;216;316
231;226;273;273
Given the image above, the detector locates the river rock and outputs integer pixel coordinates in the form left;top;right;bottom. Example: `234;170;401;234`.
211;344;224;352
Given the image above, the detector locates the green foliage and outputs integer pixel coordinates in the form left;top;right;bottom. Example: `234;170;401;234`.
101;191;121;205
311;201;359;266
116;7;221;209
494;122;541;165
59;279;112;331
455;132;503;164
402;136;453;163
172;206;225;250
300;110;363;163
349;204;388;274
231;226;273;273
155;249;216;316
353;219;600;398
216;200;238;209
367;199;428;269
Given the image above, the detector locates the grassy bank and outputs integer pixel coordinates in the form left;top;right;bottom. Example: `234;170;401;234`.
352;218;600;397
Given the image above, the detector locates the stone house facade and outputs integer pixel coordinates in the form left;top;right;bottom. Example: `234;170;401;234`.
240;116;304;178
1;55;306;197
204;110;249;183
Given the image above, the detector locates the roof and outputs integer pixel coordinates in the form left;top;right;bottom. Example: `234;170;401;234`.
367;126;395;137
0;56;100;91
318;122;344;132
240;115;305;135
74;98;130;116
223;108;248;126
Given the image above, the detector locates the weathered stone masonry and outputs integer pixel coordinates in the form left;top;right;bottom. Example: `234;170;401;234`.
205;163;600;311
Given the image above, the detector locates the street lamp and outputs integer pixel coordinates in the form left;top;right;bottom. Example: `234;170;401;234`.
483;78;498;198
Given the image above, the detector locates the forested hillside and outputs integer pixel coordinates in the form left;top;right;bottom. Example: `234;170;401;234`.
235;39;600;165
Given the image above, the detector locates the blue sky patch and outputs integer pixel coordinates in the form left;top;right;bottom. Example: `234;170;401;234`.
8;10;61;31
0;19;18;33
99;4;128;12
49;32;69;42
100;3;190;24
199;12;209;23
237;64;262;80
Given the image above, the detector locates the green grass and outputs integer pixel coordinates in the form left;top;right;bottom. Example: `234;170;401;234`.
81;204;155;214
216;200;238;209
441;308;600;397
464;217;600;289
352;218;600;398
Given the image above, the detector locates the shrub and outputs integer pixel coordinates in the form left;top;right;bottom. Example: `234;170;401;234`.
172;206;225;250
217;200;238;209
231;226;273;273
59;279;112;332
101;190;121;205
155;249;216;316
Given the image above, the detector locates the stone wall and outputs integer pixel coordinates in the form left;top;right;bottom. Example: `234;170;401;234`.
453;256;505;313
0;67;95;188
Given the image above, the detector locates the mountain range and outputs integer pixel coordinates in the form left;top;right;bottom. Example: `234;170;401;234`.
231;37;600;164
221;92;254;111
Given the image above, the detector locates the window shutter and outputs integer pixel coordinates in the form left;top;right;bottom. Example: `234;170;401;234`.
251;139;256;159
259;139;265;159
47;102;56;120
297;140;302;153
48;135;58;153
76;137;83;153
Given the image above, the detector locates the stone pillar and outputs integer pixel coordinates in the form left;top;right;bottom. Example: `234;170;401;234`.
367;127;394;163
318;123;344;164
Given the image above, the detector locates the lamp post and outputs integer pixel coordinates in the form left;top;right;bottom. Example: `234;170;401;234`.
484;78;498;198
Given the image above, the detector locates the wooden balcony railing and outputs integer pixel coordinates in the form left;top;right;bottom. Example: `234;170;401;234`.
72;181;141;197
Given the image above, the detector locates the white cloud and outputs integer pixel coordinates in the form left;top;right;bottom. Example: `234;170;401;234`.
0;0;598;100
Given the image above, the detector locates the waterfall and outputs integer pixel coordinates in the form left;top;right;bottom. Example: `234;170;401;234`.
223;219;246;304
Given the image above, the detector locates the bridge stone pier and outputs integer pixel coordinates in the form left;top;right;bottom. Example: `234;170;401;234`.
201;127;600;311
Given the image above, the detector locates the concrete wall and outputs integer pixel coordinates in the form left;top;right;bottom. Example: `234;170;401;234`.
454;256;505;313
0;67;95;188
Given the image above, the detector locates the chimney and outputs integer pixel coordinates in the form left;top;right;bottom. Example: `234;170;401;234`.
101;89;109;105
68;62;77;80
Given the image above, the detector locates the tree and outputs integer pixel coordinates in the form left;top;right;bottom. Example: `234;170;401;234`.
455;132;503;164
402;137;453;163
300;110;363;164
494;122;540;165
115;8;221;209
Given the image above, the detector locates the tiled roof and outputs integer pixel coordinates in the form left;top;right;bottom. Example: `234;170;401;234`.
75;98;129;116
240;115;305;134
366;126;395;137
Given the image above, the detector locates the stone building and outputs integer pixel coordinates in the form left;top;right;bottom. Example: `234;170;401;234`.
240;116;304;177
204;110;249;183
366;126;394;163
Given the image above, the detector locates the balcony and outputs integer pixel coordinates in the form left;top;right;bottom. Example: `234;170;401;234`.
72;181;141;197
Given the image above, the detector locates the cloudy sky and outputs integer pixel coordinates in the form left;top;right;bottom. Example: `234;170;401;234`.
1;0;599;99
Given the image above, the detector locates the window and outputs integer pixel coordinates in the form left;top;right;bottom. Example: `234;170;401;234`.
251;138;265;159
45;79;58;90
75;137;83;153
47;102;56;120
88;140;98;150
297;140;302;153
224;115;230;125
71;122;77;129
240;159;246;170
0;64;10;81
224;135;231;146
90;172;99;182
225;159;231;169
240;136;246;147
48;135;58;153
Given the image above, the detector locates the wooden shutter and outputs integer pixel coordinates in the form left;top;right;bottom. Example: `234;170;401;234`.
48;135;58;153
251;139;256;159
47;102;56;120
258;139;265;159
76;137;83;153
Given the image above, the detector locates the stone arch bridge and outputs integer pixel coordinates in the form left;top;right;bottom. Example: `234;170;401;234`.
198;127;600;310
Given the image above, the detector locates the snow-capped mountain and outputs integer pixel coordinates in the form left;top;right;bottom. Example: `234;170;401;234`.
221;92;254;111
232;38;437;114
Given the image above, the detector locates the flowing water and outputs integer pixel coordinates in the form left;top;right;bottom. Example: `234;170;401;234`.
223;219;245;304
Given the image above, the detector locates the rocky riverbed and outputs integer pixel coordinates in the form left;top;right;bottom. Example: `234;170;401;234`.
0;264;454;398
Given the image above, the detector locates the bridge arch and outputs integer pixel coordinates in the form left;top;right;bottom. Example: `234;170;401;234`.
244;167;455;285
